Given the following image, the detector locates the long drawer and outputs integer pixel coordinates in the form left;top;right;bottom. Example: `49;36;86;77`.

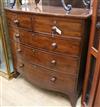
33;15;83;37
16;58;77;93
11;41;80;75
9;27;82;56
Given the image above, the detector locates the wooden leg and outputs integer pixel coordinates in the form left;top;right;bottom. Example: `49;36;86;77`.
68;94;78;107
13;70;20;78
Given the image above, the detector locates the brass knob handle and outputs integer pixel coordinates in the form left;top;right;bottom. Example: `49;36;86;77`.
96;22;100;29
51;43;57;49
51;60;56;65
17;49;21;52
14;19;19;25
19;64;24;68
15;33;20;38
50;77;56;82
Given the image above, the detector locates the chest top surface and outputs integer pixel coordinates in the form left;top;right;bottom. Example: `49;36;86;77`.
4;5;91;19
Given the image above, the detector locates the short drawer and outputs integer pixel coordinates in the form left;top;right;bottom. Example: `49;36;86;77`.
6;11;32;29
18;29;81;56
17;59;77;93
17;13;32;30
5;11;17;25
17;43;80;75
33;15;83;37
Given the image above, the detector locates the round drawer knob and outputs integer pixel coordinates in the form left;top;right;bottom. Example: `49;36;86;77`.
51;43;57;49
19;64;24;68
51;60;56;65
17;49;21;52
14;19;19;25
15;33;20;38
50;77;57;82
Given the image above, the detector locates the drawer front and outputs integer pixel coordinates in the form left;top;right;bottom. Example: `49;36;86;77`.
33;15;83;37
18;29;81;56
6;11;32;29
17;59;77;93
17;13;32;30
17;43;79;75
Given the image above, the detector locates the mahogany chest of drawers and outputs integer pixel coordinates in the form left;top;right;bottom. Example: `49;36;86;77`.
5;6;91;107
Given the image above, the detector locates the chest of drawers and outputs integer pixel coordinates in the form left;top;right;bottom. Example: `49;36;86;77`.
5;6;91;107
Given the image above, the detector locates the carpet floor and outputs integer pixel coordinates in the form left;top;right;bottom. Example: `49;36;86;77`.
0;75;81;107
